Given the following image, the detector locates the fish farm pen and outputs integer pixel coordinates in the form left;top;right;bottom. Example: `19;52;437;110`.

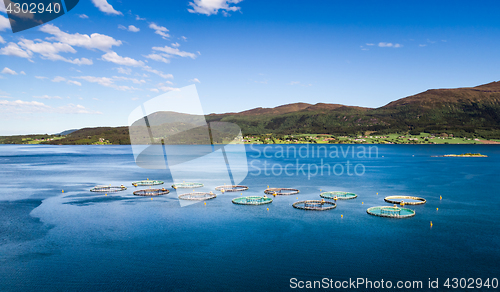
171;182;204;189
366;206;416;218
384;196;426;205
178;192;217;201
293;199;337;211
133;188;170;196
320;191;357;200
264;188;300;196
132;180;164;187
232;196;273;205
90;185;127;192
214;185;249;192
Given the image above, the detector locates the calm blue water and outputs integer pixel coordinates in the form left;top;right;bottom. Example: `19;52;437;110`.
0;145;499;291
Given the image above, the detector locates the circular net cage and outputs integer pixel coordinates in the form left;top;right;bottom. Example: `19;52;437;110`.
320;191;357;200
366;206;416;218
171;182;204;189
178;192;217;201
215;185;249;192
90;185;127;192
293;200;337;211
232;196;273;205
384;196;426;205
264;188;299;196
132;180;164;187
133;188;170;196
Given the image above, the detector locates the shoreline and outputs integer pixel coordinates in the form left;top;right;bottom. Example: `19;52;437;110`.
1;143;499;146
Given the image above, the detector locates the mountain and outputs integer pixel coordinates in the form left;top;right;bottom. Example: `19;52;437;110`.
12;80;500;145
57;129;78;136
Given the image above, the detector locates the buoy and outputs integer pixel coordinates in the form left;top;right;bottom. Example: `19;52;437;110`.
105;194;107;196
267;185;269;188
376;193;378;195
440;196;442;200
62;190;64;193
296;197;298;199
267;208;269;211
436;208;438;211
320;189;322;191
151;198;153;200
430;221;433;227
204;202;206;205
341;214;343;218
241;193;243;196
362;202;364;204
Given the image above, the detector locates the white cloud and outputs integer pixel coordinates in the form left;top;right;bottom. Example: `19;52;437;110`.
51;76;82;86
136;15;146;21
119;24;140;32
190;78;200;83
378;42;402;48
75;75;140;91
419;44;427;47
142;66;173;79
75;76;114;87
2;67;17;75
116;67;132;75
149;23;170;39
0;99;51;113
128;25;140;32
0;42;33;59
150;88;159;93
152;45;197;59
101;51;144;66
91;0;122;15
18;38;93;65
143;53;170;64
171;42;180;48
52;76;66;82
158;86;180;92
113;76;146;84
0;35;5;44
40;24;122;51
188;0;242;16
35;76;48;79
181;36;187;41
20;71;26;75
0;1;5;13
59;104;102;114
33;95;62;99
79;14;89;19
0;15;10;31
67;80;82;86
366;43;374;46
0;99;99;114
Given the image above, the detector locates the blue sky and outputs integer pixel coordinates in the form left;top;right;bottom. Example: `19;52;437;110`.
1;0;500;135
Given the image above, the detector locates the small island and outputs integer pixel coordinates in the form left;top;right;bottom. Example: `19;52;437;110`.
442;153;488;157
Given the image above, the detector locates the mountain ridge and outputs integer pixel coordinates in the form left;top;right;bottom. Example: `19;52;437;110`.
2;80;500;144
